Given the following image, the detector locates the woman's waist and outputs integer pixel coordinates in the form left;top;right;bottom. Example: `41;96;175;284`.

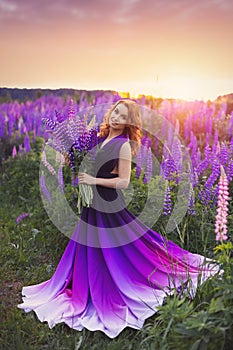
96;172;119;179
91;184;125;211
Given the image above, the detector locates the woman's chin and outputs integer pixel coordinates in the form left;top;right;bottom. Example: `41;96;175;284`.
110;123;124;131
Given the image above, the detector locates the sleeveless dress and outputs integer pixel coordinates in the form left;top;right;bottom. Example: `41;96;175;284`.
18;134;218;338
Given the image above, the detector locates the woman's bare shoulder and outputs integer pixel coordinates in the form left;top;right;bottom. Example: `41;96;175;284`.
119;140;131;159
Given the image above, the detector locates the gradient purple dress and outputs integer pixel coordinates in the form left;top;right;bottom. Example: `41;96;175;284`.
18;134;218;338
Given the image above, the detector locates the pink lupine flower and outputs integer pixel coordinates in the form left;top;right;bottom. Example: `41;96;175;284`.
12;145;17;158
215;166;230;241
41;149;56;175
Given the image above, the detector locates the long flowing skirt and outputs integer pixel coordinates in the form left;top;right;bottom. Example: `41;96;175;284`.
18;201;218;338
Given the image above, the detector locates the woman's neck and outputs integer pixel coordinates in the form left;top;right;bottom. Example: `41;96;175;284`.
107;129;123;139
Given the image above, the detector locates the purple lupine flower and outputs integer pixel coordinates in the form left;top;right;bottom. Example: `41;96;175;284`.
0;113;6;137
196;144;211;176
190;167;199;188
18;144;23;157
187;185;196;215
228;114;233;137
52;121;71;152
160;141;174;181
7;116;13;139
190;132;197;159
85;127;98;163
42;117;57;130
66;116;82;145
78;130;88;151
135;137;152;180
219;141;229;166
144;147;153;183
204;158;220;190
136;144;143;178
163;181;172;216
55;110;65;123
86;127;98;151
162;142;170;160
212;130;219;152
198;188;211;207
199;184;219;208
68;148;75;172
171;137;183;179
192;148;202;169
46;125;65;153
39;171;52;202
141;135;151;171
74;177;79;187
72;139;81;152
57;165;64;193
16;212;29;224
24;133;31;152
141;135;152;152
227;159;233;182
161;157;177;181
65;98;75;119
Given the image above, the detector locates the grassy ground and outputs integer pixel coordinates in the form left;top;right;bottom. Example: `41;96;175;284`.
0;145;233;350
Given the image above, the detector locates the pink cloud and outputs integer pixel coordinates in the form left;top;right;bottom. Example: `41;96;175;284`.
1;0;232;25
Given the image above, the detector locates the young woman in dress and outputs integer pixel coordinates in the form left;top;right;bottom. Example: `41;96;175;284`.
18;99;218;338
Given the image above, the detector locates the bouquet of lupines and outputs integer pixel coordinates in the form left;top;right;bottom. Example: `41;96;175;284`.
42;104;98;213
68;126;98;213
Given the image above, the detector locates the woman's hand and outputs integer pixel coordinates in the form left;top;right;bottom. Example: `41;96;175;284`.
78;172;96;185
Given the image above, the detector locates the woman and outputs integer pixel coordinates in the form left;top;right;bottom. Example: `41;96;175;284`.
18;99;218;338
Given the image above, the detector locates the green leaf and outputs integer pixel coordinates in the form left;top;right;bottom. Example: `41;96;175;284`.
209;298;224;314
190;339;202;350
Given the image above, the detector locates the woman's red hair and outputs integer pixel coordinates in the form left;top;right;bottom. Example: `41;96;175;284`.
99;99;142;155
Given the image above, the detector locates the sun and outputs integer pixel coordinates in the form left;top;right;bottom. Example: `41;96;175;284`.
158;77;209;101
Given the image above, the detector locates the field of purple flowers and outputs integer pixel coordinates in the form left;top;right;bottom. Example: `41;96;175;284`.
0;90;233;349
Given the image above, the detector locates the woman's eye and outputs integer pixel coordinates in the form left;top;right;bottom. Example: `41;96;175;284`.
115;108;119;114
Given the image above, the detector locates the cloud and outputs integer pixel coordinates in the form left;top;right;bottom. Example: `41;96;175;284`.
0;0;17;12
0;0;232;28
124;0;233;22
0;0;127;21
0;0;18;18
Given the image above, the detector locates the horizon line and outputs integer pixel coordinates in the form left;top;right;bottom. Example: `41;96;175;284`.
1;85;232;103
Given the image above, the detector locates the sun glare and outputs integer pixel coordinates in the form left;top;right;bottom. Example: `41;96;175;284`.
124;77;232;102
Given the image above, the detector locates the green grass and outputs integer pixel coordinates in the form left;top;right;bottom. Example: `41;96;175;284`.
0;143;233;350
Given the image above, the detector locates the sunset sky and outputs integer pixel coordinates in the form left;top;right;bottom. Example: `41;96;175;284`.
0;0;233;101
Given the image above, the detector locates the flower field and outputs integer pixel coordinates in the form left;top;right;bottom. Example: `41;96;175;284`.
0;90;233;349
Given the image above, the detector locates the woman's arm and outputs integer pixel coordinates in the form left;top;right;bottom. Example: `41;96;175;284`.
78;142;132;189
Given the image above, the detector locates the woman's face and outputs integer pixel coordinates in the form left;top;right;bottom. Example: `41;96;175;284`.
109;103;129;132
